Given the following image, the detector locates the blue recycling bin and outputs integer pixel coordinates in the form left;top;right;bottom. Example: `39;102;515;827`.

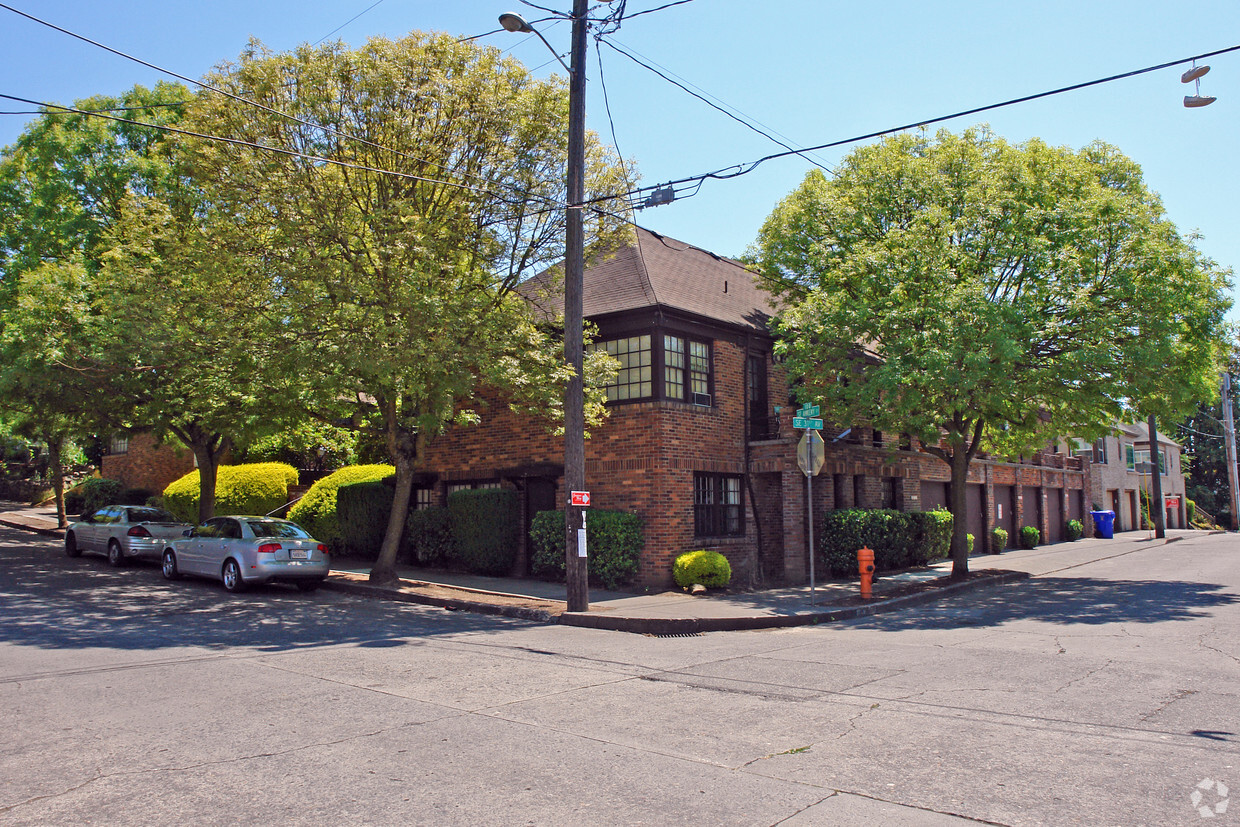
1090;510;1115;539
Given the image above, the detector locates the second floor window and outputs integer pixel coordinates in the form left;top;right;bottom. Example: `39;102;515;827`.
591;332;712;405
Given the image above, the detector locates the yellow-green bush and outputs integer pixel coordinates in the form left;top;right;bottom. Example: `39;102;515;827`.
287;464;394;550
163;462;299;523
672;549;732;589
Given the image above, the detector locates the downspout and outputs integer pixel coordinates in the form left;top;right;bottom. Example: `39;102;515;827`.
743;334;764;587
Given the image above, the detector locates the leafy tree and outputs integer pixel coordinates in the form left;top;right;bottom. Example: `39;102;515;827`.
1178;353;1239;525
181;33;628;584
0;261;104;525
0;83;189;305
753;128;1232;577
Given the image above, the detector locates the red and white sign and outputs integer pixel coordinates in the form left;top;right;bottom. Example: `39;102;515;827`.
1166;496;1181;509
570;491;591;507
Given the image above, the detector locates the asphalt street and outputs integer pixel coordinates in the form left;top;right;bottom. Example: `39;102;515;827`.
1;524;1236;826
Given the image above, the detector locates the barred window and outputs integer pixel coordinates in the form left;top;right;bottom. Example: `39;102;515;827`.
109;435;129;455
694;472;743;537
414;488;434;510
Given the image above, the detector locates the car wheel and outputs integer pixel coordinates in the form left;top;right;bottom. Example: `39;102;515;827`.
65;532;81;558
107;540;125;568
162;550;179;581
222;559;246;593
296;580;322;593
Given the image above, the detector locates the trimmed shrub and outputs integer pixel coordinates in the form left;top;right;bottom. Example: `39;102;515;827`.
403;507;453;566
910;509;953;564
79;478;123;516
528;509;643;590
287;464;394;550
990;526;1008;553
673;550;732;589
447;488;519;576
163;462;299;524
1019;525;1040;549
1065;519;1084;542
819;509;954;577
337;479;394;558
1186;499;1197;525
967;533;974;555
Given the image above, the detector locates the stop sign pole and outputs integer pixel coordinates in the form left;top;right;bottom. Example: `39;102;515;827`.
796;405;825;605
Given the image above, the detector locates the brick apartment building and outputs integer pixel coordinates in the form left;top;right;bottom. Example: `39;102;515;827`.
104;228;1093;589
1075;422;1188;532
415;227;1091;588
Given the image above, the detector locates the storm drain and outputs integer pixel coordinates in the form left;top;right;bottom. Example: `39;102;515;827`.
652;632;703;638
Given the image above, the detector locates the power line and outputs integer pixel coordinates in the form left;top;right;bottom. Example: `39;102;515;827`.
612;43;1240;208
0;93;552;212
594;38;636;194
620;0;698;22
599;38;833;174
0;2;537;200
314;0;388;47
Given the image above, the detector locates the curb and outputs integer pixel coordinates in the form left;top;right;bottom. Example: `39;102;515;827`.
321;577;560;624
0;517;64;538
556;570;1031;634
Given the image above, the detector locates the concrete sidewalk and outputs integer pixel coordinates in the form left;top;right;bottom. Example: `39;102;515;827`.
0;500;1223;633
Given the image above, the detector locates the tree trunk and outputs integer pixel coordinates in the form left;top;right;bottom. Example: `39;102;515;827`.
46;431;67;528
370;427;420;587
194;445;220;525
1149;413;1165;539
947;446;971;580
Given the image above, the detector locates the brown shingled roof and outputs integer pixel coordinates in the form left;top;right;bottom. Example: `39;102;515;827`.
521;226;776;333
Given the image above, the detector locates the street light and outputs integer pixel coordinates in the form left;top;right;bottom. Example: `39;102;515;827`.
500;3;591;612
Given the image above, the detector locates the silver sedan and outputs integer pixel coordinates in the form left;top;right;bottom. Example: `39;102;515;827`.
65;505;191;567
161;516;330;593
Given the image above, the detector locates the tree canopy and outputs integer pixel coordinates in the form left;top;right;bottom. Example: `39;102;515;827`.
753;127;1233;575
174;32;628;583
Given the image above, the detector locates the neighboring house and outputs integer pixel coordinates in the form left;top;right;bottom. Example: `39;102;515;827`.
100;433;196;495
1076;423;1188;532
415;227;1092;589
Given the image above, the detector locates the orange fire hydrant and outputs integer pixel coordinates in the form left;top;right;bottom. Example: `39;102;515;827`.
857;546;875;599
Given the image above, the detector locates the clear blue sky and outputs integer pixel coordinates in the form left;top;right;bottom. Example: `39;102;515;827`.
3;1;1237;323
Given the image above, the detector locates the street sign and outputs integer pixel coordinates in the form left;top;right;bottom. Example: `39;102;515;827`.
1166;496;1181;509
570;491;591;507
793;417;823;430
797;405;819;417
797;430;825;476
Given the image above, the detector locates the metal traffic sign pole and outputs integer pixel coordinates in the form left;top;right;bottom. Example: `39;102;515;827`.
796;404;826;605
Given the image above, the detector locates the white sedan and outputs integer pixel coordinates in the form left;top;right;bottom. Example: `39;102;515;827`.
65;505;191;567
161;516;330;593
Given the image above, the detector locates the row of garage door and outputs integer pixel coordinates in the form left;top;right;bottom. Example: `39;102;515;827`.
920;482;1086;548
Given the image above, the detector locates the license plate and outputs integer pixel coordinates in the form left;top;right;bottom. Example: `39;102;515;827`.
290;549;309;560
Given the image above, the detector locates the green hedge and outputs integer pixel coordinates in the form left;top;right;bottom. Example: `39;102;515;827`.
1186;499;1197;525
1065;519;1084;542
163;462;299;523
70;478;123;516
337;479;395;558
448;488;519;576
403;507;453;566
819;509;953;577
528;509;643;590
287;464;394;550
1020;525;1040;549
673;550;731;589
991;526;1009;553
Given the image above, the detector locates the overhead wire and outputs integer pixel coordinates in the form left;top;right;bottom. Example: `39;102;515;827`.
604;42;1240;207
313;0;388;47
619;0;698;22
0;2;554;203
599;38;833;174
0;93;557;213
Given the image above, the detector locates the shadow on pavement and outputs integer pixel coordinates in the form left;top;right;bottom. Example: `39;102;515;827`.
0;537;534;653
851;575;1240;630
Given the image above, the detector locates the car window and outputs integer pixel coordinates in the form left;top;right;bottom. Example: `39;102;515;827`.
247;520;311;539
222;519;242;540
126;507;177;523
98;507;119;524
196;518;227;538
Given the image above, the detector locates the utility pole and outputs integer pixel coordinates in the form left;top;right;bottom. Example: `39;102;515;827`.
563;0;590;612
1223;372;1240;531
1148;414;1165;539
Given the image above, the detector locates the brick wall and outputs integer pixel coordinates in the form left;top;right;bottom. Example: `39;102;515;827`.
100;433;196;495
